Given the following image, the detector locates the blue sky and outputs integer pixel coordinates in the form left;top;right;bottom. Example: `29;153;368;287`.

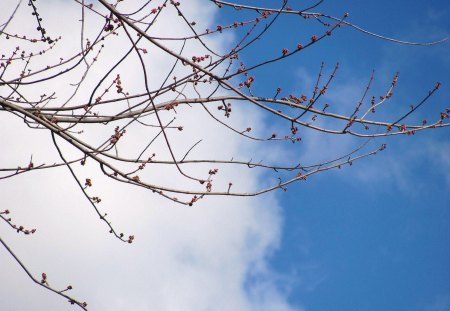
212;1;449;310
0;1;448;310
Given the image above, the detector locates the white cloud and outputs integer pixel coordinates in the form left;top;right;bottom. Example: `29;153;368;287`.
426;293;450;311
288;58;449;194
0;1;300;310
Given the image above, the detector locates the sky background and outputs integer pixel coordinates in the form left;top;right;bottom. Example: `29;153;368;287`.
247;1;450;310
0;1;449;311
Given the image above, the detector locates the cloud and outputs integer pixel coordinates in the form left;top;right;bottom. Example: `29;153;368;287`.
288;51;449;194
0;1;300;310
426;293;450;311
